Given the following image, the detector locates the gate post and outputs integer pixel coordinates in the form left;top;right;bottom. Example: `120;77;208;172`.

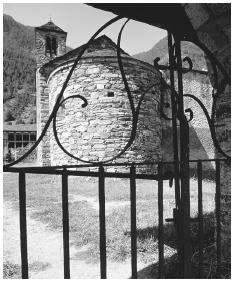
174;35;192;278
167;32;183;275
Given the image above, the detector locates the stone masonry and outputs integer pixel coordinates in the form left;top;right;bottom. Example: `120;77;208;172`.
183;2;231;267
35;21;67;166
47;55;162;172
35;22;67;68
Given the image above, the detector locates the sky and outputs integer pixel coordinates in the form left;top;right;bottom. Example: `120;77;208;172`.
3;3;167;55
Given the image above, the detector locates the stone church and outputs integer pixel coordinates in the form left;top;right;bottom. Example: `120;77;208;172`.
35;20;214;173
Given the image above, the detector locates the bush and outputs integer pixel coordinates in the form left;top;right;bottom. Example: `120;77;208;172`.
3;261;21;279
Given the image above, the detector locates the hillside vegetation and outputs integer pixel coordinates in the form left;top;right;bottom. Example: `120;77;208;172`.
133;36;207;71
3;14;71;123
3;14;36;123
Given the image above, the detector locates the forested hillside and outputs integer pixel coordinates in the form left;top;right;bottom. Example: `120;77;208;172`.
3;14;71;123
3;14;36;123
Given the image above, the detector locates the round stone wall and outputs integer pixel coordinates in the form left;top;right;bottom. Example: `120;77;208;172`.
47;55;162;172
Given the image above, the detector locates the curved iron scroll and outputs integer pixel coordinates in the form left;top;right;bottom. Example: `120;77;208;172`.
182;38;230;160
183;94;230;160
157;36;230;161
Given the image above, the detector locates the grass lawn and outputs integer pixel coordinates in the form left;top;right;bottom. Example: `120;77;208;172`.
3;171;216;266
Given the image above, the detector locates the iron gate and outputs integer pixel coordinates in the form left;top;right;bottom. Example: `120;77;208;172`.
3;16;230;279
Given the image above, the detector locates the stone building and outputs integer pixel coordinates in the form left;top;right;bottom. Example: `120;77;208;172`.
35;20;216;173
35;21;162;170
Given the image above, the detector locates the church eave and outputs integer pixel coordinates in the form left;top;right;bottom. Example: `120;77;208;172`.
35;26;67;35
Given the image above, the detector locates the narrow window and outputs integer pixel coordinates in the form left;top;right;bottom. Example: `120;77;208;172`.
46;36;57;57
52;37;57;55
107;92;114;97
46;36;51;54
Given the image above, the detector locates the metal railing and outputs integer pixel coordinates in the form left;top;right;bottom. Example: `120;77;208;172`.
3;158;228;279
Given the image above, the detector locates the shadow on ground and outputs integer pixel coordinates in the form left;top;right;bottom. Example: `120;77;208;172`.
127;211;227;279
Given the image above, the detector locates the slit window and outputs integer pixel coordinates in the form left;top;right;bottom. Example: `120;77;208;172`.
107;92;115;97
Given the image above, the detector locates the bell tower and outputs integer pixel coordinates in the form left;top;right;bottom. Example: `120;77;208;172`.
35;20;67;166
35;20;67;67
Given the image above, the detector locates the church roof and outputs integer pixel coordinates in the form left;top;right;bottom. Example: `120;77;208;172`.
3;123;37;132
35;20;67;34
40;35;133;78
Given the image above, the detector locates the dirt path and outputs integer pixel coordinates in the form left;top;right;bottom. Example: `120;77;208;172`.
3;201;176;279
69;193;150;215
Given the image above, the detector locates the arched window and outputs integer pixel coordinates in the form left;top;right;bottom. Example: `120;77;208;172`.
45;36;57;57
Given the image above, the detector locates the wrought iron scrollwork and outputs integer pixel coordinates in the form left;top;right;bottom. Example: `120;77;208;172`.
181;39;230;160
184;108;194;122
183;93;230;160
156;35;230;161
182;56;193;73
53;94;89;163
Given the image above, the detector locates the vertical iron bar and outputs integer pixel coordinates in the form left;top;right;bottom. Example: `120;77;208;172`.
168;31;182;277
168;32;180;208
130;165;137;279
19;172;29;279
62;168;70;279
99;165;106;279
197;161;203;278
215;160;221;278
175;36;192;278
158;163;164;278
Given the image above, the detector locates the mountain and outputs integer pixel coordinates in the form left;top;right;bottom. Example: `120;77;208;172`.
133;36;207;71
133;37;168;66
